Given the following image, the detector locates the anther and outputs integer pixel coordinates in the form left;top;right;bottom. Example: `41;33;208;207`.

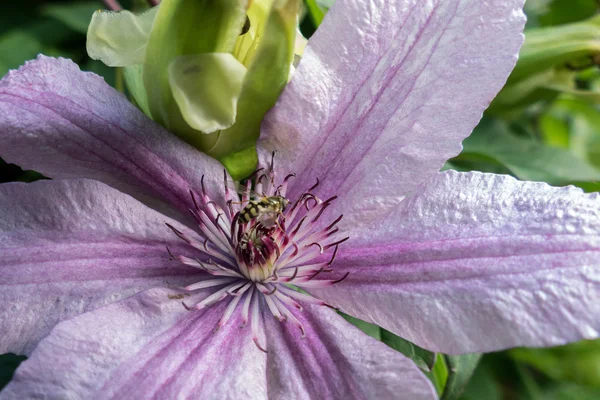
200;174;206;196
325;236;350;249
307;242;324;254
290;216;306;236
331;272;350;284
308;178;320;192
190;189;200;210
325;214;344;231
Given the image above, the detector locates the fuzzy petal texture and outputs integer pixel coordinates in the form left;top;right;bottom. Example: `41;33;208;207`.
1;290;437;399
0;288;267;400
311;171;600;354
265;305;437;399
0;179;202;355
261;0;525;225
0;56;225;221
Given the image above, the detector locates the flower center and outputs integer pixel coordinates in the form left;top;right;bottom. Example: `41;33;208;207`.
166;164;348;351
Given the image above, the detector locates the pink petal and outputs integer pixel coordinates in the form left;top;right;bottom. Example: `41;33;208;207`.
0;179;203;355
0;56;225;222
261;0;525;223
265;305;437;399
2;288;268;399
3;288;436;399
311;171;600;354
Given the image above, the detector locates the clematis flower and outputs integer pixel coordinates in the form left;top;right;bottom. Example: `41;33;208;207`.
0;0;599;399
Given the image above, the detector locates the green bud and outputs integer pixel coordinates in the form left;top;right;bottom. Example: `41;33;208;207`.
87;0;300;179
209;0;301;178
87;7;158;68
168;53;247;134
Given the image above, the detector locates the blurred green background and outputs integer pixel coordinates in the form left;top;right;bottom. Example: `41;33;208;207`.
1;0;600;398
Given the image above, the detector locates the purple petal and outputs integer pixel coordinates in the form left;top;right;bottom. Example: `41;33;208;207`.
3;287;436;399
0;179;202;355
265;305;437;399
311;171;600;354
2;288;268;399
261;0;525;220
0;55;226;221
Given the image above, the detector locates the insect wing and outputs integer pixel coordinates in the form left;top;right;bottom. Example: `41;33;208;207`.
224;179;267;200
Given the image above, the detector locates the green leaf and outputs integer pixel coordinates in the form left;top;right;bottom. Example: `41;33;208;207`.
542;383;600;400
459;363;502;400
87;7;158;67
538;0;598;27
457;118;600;185
339;313;381;340
510;339;600;388
42;2;100;34
380;329;436;372
441;353;482;400
0;31;44;76
539;112;570;148
546;97;600;170
168;53;246;133
509;15;600;85
426;354;449;396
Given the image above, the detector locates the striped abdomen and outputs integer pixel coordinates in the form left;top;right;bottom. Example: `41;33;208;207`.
238;196;288;224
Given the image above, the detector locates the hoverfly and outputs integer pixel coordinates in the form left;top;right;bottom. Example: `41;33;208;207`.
238;195;289;225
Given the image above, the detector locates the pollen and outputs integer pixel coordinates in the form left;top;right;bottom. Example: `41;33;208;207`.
166;160;348;352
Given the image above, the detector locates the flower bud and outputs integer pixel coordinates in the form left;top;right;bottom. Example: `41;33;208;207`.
87;0;300;178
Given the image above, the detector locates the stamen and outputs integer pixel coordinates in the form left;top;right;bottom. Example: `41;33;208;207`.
326;237;350;249
263;293;286;322
217;294;244;329
251;293;268;353
325;214;344;231
241;286;255;326
169;165;349;349
275;301;306;338
190;190;200;211
191;281;244;310
185;278;236;291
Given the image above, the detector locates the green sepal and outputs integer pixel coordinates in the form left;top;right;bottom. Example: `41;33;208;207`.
219;146;259;181
143;0;247;150
168;53;247;133
123;64;151;116
86;7;158;67
208;0;299;178
339;313;382;340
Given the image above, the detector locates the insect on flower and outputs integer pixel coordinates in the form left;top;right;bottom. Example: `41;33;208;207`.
227;162;291;227
238;195;289;225
5;1;598;399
